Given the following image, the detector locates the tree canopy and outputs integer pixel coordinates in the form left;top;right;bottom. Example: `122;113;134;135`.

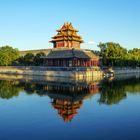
34;52;46;66
16;52;46;66
98;42;140;67
0;46;20;66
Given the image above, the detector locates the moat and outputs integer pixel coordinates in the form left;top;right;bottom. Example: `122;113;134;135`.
0;74;140;140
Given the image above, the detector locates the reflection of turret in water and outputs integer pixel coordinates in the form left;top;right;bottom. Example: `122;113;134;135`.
0;74;139;110
44;80;101;122
42;81;100;95
47;88;99;122
52;99;83;122
0;73;102;95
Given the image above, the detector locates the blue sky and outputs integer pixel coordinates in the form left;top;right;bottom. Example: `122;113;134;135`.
0;0;139;50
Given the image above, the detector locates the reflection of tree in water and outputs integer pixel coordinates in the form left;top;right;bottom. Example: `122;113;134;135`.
0;76;139;106
0;80;21;99
0;80;46;99
124;78;140;94
0;76;139;122
99;77;140;105
17;81;46;96
18;82;38;94
99;80;127;105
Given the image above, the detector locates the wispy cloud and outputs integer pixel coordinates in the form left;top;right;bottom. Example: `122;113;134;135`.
83;41;97;45
81;41;99;50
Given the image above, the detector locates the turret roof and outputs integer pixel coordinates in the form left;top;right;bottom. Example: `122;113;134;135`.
41;48;99;60
50;22;83;43
56;22;79;32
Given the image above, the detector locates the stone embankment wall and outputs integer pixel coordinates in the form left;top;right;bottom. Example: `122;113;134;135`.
0;66;139;78
113;67;140;75
0;66;103;79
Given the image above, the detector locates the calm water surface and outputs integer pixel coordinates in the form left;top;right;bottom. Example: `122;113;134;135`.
0;75;140;140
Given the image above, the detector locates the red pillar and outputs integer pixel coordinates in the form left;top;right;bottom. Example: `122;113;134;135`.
84;60;86;67
89;61;91;67
86;61;88;67
91;60;93;66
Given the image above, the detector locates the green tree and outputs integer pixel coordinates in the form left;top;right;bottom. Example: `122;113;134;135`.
0;46;20;66
16;56;25;66
34;52;46;66
23;53;35;66
99;42;140;67
98;42;107;56
98;42;128;67
127;48;140;67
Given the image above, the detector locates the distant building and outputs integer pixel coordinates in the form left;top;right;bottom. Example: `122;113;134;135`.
42;22;100;67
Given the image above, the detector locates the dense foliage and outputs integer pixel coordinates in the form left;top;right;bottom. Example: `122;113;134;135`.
0;45;46;66
0;46;20;66
98;42;140;67
15;52;46;66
